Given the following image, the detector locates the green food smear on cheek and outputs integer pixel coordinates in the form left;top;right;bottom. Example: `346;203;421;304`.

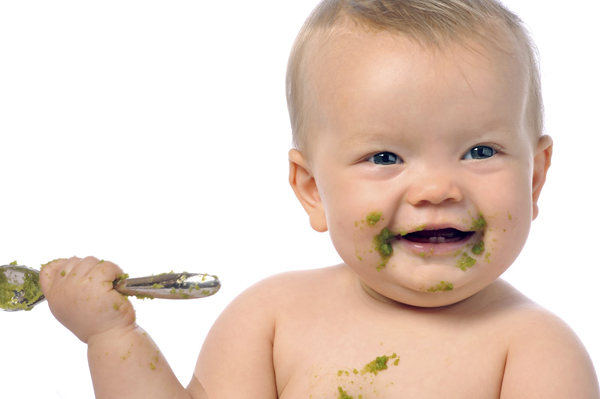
366;211;382;226
373;228;395;271
471;213;487;230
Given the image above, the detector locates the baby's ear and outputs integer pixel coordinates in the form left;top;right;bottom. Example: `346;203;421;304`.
288;149;328;232
532;135;553;220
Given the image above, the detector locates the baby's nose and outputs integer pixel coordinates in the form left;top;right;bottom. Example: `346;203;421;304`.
405;170;463;206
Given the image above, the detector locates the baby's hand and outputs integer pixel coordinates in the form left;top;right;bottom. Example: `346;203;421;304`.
40;256;136;343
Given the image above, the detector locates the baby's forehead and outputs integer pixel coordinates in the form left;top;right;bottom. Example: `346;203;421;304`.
304;24;528;110
288;11;542;152
298;24;534;151
308;21;523;74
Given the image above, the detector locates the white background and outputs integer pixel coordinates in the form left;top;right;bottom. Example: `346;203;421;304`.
0;1;598;397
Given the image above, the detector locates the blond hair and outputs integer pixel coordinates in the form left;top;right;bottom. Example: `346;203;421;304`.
286;0;543;150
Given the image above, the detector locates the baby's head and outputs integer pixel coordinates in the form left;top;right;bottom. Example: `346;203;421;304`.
287;0;545;154
287;0;553;307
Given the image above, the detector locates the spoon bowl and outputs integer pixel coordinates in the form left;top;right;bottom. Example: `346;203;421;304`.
0;264;221;312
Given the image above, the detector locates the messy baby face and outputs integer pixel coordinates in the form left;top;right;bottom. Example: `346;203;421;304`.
294;30;551;307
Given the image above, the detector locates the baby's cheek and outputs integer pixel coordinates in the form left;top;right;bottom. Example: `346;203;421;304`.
348;211;388;264
483;210;530;268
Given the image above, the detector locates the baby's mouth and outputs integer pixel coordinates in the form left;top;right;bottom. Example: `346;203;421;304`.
401;228;474;244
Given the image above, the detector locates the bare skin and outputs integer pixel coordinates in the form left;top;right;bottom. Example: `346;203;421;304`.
39;20;599;399
40;256;196;399
40;257;598;399
194;265;598;398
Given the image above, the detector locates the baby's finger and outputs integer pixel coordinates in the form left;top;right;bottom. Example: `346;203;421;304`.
39;257;78;292
55;256;84;280
86;259;127;289
68;256;104;279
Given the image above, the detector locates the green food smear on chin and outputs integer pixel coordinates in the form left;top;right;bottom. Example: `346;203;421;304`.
373;228;395;271
457;252;476;271
427;281;454;292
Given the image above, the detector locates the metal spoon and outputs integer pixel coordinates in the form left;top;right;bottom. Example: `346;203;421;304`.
0;264;221;312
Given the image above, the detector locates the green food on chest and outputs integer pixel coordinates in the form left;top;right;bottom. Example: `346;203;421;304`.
361;353;397;375
333;353;399;399
338;387;353;399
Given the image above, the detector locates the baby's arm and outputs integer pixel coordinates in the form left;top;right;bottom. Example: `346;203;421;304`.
40;257;196;399
500;308;599;398
192;275;280;398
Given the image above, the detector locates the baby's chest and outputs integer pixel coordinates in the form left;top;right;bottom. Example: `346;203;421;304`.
274;315;508;399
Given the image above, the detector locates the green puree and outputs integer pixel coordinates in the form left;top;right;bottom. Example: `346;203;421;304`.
366;211;382;226
471;213;487;230
457;252;476;271
472;240;485;255
428;281;454;292
373;228;395;271
337;387;353;399
0;266;44;311
362;353;397;375
335;353;399;399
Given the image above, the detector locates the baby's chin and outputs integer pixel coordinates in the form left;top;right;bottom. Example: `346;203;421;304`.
359;278;489;308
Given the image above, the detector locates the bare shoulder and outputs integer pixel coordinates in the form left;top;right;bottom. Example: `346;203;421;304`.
487;282;600;399
229;265;348;311
192;266;344;399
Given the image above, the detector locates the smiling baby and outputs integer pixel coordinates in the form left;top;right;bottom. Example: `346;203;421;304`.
40;1;599;398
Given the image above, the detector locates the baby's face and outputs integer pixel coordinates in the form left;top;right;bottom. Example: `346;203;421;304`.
297;30;551;307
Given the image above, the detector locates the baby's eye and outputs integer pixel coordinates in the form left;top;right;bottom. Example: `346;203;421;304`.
463;146;497;160
368;152;402;165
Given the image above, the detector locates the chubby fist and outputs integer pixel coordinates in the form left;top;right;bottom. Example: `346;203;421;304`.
40;256;136;343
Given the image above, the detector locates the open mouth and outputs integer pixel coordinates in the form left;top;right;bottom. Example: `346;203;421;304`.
401;228;474;244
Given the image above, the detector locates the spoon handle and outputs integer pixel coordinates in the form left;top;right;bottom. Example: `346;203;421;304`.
114;272;220;299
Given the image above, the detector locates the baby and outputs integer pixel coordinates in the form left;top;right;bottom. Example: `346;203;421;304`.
40;0;599;398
